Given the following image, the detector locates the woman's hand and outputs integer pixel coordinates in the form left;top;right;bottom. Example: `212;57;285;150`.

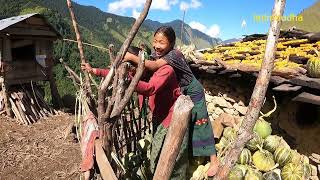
81;63;93;73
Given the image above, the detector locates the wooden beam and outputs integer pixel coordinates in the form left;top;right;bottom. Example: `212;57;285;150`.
272;83;302;91
289;75;320;90
4;27;58;37
9;36;57;41
95;139;118;180
25;17;46;26
11;39;33;48
14;22;51;31
3;36;12;62
270;75;288;85
6;76;48;85
153;95;194;180
292;92;320;105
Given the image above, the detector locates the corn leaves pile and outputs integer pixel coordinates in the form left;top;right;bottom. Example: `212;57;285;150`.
200;39;320;77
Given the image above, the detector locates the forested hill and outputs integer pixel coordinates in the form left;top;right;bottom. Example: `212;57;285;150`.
0;0;220;50
282;0;320;32
0;0;220;99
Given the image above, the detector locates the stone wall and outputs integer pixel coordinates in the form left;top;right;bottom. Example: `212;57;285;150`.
197;72;320;155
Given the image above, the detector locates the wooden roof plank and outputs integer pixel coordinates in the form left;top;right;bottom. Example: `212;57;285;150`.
289;75;320;90
292;92;320;105
273;83;302;91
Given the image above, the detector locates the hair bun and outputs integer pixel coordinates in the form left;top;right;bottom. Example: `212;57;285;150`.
127;46;141;56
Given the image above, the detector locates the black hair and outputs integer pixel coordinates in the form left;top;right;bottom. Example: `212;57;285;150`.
127;46;141;56
154;26;176;48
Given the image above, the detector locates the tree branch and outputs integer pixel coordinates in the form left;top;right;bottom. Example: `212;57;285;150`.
97;0;152;125
59;58;80;84
110;52;145;118
99;0;152;92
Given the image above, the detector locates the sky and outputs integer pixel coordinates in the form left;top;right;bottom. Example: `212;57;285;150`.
74;0;318;40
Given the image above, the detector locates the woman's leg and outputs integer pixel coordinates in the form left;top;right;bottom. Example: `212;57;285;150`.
184;78;219;176
150;124;189;180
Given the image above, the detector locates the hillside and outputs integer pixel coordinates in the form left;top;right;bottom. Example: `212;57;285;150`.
145;19;221;48
0;0;220;99
282;0;320;32
0;0;220;49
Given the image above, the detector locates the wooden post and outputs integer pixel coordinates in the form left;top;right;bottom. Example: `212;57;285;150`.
1;78;12;117
49;75;63;108
95;139;118;180
44;41;63;109
66;0;93;96
153;95;194;180
213;0;286;179
1;37;13;117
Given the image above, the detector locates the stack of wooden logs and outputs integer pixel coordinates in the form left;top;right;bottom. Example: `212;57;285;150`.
6;85;57;125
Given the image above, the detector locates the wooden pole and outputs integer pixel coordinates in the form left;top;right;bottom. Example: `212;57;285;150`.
95;139;118;180
66;0;92;95
213;0;286;179
180;10;186;45
1;77;12;117
153;95;194;180
49;76;63;109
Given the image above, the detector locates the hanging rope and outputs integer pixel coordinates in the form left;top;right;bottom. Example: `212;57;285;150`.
63;38;109;51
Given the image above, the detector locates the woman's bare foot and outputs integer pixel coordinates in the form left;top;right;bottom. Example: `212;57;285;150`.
207;154;219;177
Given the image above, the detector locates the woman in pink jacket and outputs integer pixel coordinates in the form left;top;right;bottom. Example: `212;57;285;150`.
81;60;189;179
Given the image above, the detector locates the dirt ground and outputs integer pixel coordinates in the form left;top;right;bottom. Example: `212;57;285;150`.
0;113;81;180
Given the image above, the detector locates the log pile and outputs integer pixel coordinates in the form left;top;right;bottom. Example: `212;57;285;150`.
2;84;58;125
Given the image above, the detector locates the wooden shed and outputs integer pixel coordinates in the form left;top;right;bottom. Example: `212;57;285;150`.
0;13;62;120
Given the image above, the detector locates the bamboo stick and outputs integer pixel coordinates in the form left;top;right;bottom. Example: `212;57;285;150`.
63;38;109;51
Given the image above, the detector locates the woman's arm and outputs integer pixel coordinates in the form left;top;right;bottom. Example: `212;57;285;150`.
124;52;167;71
92;68;109;77
135;66;173;96
81;63;109;77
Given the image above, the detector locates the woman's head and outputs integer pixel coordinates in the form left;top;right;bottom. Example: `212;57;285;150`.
153;26;176;57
